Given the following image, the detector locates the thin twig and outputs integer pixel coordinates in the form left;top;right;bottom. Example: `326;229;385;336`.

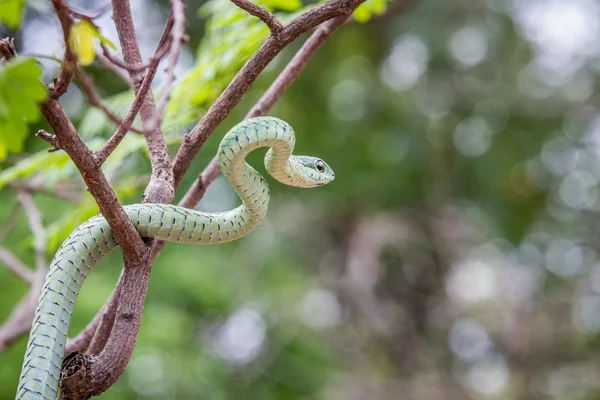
147;0;187;132
112;2;175;204
247;15;349;118
100;44;149;72
0;247;35;284
97;53;132;87
36;129;62;152
95;16;174;165
230;0;283;33
73;67;147;135
51;0;76;97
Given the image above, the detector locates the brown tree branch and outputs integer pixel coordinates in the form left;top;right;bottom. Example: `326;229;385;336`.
0;37;17;63
112;1;175;204
172;0;366;188
100;44;149;72
230;0;283;33
39;1;149;267
73;67;147;135
58;4;177;398
178;156;222;209
64;273;122;356
97;51;134;87
95;27;173;164
149;0;187;131
59;256;152;399
36;129;62;152
39;99;147;266
51;0;76;97
20;0;416;397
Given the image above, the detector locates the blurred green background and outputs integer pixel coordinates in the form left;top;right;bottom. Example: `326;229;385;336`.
3;0;600;398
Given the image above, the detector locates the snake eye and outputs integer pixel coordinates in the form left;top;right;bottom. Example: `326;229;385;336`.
316;160;325;172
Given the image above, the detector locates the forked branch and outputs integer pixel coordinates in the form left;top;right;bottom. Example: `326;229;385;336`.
230;0;283;33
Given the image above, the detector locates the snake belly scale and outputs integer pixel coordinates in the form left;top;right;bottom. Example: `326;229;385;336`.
16;117;335;399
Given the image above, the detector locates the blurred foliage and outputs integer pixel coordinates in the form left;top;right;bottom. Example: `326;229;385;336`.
353;0;388;23
0;57;47;160
4;0;600;399
0;0;25;29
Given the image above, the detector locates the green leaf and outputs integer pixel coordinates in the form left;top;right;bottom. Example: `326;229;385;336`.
258;0;302;12
98;34;117;50
0;57;47;160
69;20;98;66
353;0;389;23
0;0;25;29
68;19;115;65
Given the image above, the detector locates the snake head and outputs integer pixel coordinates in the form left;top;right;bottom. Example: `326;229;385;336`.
291;156;335;187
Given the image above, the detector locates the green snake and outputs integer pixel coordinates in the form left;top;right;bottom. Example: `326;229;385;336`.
16;117;335;399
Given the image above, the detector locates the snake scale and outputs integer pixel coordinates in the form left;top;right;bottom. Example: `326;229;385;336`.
16;117;335;399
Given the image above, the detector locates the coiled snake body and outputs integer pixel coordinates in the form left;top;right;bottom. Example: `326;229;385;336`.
16;117;335;399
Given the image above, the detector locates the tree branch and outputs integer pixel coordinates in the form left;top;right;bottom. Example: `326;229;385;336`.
112;1;175;204
58;4;177;398
64;273;122;356
172;0;366;188
41;1;148;266
95;26;172;165
148;0;187;131
39;99;147;266
51;0;76;97
73;67;147;135
100;44;150;72
36;129;62;152
31;0;418;397
230;0;283;33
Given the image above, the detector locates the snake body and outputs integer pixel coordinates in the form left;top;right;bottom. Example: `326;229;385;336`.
16;117;335;399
